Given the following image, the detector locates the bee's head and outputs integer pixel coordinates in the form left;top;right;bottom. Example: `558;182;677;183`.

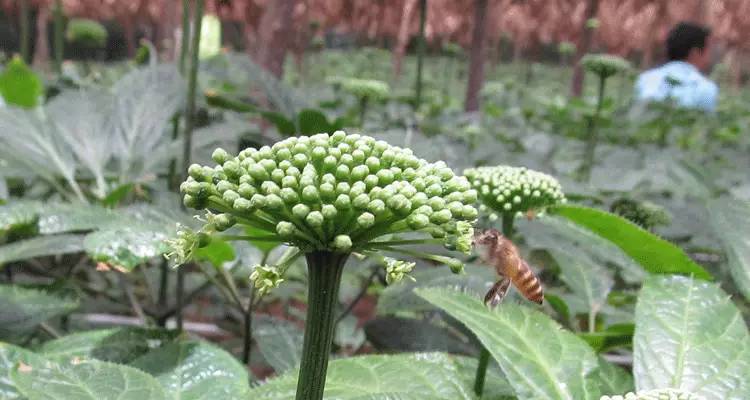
473;229;502;246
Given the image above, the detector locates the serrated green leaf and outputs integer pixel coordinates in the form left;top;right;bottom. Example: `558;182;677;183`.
0;342;48;399
417;288;601;400
633;275;750;400
39;328;179;364
550;205;711;280
0;285;78;340
550;249;613;329
12;359;167;400
594;357;634;396
130;341;250;400
708;197;750;301
254;315;303;373
0;56;42;108
248;353;474;399
0;234;85;264
84;225;170;271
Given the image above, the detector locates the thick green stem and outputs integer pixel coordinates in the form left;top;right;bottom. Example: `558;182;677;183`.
19;0;30;64
475;213;515;397
295;251;349;400
52;0;63;74
414;0;427;108
580;74;607;181
176;267;185;330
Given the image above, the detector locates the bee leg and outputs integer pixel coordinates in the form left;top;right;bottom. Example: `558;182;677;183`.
484;277;511;309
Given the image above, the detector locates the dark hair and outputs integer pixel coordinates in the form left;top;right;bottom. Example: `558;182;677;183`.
666;22;711;61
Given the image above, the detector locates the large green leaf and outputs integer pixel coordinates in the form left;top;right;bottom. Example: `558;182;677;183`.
417;288;601;400
0;342;48;399
0;285;79;340
550;205;711;280
39;328;179;364
0;56;43;108
254;316;303;374
453;356;516;399
297;109;332;134
130;341;250;400
249;353;474;400
83;225;170;271
708;197;750;301
364;316;476;355
550;249;613;328
12;359;167;400
0;234;86;264
633;275;750;400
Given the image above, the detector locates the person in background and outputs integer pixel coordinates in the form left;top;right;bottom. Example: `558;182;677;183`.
634;22;718;112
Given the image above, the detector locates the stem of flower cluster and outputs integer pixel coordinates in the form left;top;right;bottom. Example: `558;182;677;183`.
295;251;349;400
474;213;515;396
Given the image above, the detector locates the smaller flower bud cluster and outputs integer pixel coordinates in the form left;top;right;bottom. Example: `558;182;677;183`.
336;78;390;101
384;257;416;285
600;389;704;400
464;166;565;218
581;54;631;80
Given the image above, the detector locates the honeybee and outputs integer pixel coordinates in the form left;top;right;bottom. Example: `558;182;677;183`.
474;229;543;307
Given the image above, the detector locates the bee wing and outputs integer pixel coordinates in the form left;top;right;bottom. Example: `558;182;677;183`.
484;277;511;308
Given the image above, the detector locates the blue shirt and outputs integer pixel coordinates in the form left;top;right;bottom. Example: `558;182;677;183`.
634;61;718;112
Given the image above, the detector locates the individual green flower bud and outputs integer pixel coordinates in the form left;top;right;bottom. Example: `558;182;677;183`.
368;199;386;215
238;183;257;199
293;204;311;219
430;209;452;224
353;193;371;209
250;194;267;209
265;194;284;210
332;234;352;252
223;190;240;204
356;212;375;228
321;204;338;219
335;164;350;181
335;194;352;210
210;213;235;232
223;160;241;180
384;257;416;285
280;187;300;204
216;180;236;194
276;221;295;237
183;194;207;209
302;186;321;203
306;211;325;228
233;198;253;212
248;163;270;181
250;265;284;296
188;164;208;181
443;257;464;274
407;213;430;229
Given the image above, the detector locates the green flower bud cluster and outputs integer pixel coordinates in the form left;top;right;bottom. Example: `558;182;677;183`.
250;265;285;296
600;389;704;400
464;166;565;218
384;257;416;285
581;54;631;80
0;203;40;243
180;131;478;253
610;198;670;230
336;78;390;101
